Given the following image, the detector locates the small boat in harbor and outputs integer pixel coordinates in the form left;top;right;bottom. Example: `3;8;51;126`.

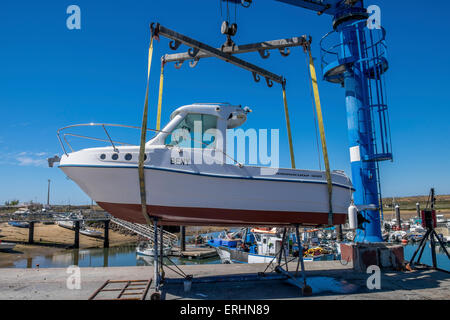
57;220;75;230
0;241;16;251
80;228;103;239
8;221;30;228
209;228;336;264
136;241;172;257
57;103;353;227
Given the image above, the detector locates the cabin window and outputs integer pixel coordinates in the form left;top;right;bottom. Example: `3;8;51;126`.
165;114;218;148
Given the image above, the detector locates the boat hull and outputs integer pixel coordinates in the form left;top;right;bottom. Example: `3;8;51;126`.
97;202;346;226
60;161;351;227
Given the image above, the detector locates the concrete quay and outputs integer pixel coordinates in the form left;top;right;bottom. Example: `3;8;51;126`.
0;261;449;300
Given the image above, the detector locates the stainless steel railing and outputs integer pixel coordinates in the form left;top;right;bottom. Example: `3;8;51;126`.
57;123;160;156
56;122;242;166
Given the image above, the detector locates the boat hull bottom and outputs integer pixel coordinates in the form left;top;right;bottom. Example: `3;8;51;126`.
97;202;347;227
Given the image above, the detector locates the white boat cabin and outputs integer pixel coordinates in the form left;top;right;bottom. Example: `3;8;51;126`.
148;103;250;158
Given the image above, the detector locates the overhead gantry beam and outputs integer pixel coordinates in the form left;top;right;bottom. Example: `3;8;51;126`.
163;36;310;63
151;23;293;86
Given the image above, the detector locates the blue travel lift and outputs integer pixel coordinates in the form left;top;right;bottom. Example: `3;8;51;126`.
138;22;316;300
274;0;393;242
137;0;394;299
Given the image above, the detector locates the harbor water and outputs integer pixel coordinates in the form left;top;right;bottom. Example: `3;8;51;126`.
6;243;449;271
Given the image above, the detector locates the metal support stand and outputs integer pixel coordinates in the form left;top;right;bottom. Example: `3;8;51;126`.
151;218;161;300
262;226;311;296
159;225;165;283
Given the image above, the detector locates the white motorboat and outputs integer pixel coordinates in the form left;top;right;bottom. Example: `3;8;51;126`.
0;241;16;251
389;230;407;242
409;224;425;233
80;228;103;239
57;103;353;227
436;215;447;224
57;220;75;230
136;242;172;256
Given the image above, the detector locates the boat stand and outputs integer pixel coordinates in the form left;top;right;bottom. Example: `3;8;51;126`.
148;225;313;299
261;226;312;296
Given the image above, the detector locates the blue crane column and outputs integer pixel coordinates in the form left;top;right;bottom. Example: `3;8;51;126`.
320;7;392;242
340;22;382;242
240;1;392;242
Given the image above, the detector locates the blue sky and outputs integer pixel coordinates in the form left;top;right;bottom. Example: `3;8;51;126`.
0;1;449;205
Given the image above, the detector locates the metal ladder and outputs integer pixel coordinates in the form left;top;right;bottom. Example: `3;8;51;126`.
109;217;178;246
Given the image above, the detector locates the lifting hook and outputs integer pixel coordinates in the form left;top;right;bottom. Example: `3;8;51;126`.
169;40;182;50
279;47;290;57
252;72;261;83
258;49;270;59
189;58;200;68
174;61;184;69
188;47;200;58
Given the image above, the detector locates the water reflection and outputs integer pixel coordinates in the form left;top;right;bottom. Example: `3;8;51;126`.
9;242;449;271
12;245;221;269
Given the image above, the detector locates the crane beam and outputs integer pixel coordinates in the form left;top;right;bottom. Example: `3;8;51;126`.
163;36;309;63
152;23;284;85
275;0;341;15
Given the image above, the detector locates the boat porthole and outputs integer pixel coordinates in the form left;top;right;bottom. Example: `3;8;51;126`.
144;154;148;161
112;153;119;160
100;154;106;160
125;153;132;161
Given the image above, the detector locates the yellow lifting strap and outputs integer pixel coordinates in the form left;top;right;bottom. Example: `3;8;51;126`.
156;60;165;131
307;48;334;225
137;35;155;226
282;82;296;169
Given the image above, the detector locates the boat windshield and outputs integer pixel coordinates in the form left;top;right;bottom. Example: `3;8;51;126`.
165;113;218;148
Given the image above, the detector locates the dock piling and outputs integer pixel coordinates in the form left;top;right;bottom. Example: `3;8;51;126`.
104;220;110;248
416;202;421;219
180;226;186;252
28;222;35;244
395;205;401;228
74;221;80;249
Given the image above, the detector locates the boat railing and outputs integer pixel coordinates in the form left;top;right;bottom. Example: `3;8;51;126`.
57;123;160;156
57;123;243;166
